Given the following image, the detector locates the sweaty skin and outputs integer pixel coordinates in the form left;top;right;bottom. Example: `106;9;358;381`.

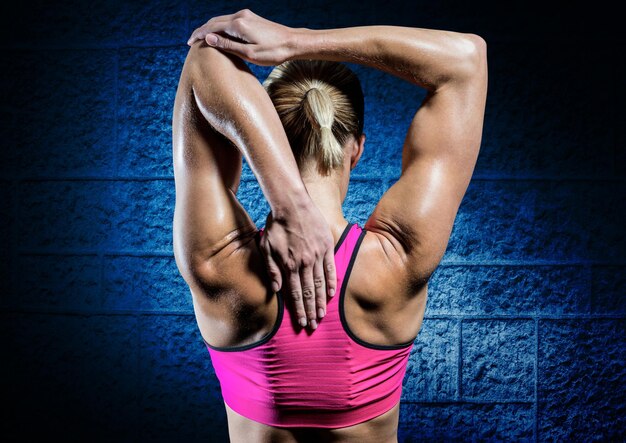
174;9;488;443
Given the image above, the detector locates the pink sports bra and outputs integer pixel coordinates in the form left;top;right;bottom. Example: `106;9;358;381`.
204;222;415;428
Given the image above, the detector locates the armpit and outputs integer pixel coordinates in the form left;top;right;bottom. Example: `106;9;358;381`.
364;215;440;288
364;214;420;260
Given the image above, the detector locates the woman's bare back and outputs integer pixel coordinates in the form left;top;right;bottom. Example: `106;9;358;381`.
189;223;427;442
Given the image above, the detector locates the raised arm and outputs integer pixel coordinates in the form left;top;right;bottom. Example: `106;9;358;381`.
292;25;488;285
188;9;487;297
173;41;338;331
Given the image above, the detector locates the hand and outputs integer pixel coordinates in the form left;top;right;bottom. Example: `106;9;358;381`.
259;202;337;330
187;9;297;66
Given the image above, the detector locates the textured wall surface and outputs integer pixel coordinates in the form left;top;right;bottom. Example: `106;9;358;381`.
1;1;623;441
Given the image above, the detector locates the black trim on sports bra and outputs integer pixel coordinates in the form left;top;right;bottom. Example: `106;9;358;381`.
202;221;353;352
335;222;354;254
203;287;285;352
339;228;416;351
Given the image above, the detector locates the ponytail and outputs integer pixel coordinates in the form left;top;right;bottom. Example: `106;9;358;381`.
303;87;343;175
262;60;364;176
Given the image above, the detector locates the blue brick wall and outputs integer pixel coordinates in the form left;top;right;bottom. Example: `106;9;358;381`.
1;1;623;441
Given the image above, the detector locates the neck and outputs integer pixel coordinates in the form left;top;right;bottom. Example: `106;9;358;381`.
301;171;347;230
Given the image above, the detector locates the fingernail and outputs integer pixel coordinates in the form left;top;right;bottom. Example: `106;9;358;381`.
329;288;335;297
310;320;318;329
318;308;325;318
272;281;279;292
206;34;218;46
299;318;307;327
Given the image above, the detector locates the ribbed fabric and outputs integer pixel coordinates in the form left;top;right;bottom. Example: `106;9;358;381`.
205;223;414;428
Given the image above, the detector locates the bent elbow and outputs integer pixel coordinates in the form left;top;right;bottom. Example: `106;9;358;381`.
465;33;487;67
454;33;487;82
180;254;226;300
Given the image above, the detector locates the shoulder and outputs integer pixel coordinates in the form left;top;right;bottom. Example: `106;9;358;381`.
341;226;429;346
349;227;432;305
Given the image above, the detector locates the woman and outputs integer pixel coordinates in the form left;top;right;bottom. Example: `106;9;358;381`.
173;9;487;442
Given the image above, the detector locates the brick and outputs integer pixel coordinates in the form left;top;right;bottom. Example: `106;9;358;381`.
342;178;386;226
0;1;187;48
117;47;188;176
402;319;459;401
591;266;626;314
13;254;100;310
359;67;423;178
461;319;535;401
104;180;175;251
0;50;117;176
18;181;110;250
478;41;614;178
18;180;175;252
538;319;626;441
428;265;590;315
139;314;228;441
2;313;139;441
103;255;192;311
398;402;534;442
446;180;626;262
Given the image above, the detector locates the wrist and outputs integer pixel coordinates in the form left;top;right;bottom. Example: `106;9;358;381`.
270;186;313;222
287;27;315;61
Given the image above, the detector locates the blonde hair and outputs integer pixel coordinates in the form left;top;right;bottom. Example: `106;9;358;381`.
262;60;364;176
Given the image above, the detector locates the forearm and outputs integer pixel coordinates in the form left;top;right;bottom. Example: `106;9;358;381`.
291;25;482;91
186;42;309;219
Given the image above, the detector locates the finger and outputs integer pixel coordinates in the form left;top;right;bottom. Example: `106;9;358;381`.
288;271;307;328
188;16;247;47
300;266;318;330
260;237;282;292
324;247;337;298
203;32;251;60
187;14;234;45
313;258;326;320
